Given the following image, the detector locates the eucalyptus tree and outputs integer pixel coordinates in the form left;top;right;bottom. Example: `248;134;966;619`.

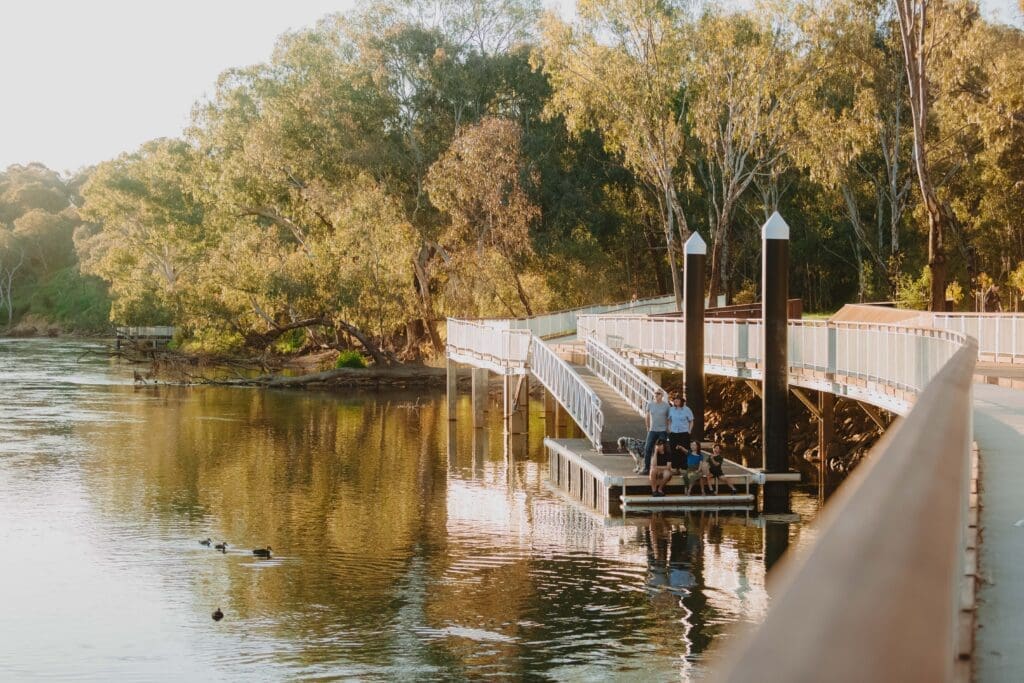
536;0;693;309
78;139;208;325
686;7;812;305
427;117;540;316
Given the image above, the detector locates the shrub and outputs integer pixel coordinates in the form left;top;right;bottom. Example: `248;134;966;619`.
335;350;367;369
273;328;306;354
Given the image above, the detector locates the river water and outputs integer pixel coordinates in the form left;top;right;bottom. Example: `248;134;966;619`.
0;339;819;681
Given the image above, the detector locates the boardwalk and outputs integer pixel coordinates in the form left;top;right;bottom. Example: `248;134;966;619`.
973;383;1024;681
570;363;645;449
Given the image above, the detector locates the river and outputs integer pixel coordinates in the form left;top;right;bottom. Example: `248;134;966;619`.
0;338;819;681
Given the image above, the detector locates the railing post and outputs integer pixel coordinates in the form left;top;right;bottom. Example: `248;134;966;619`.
685;232;707;441
762;212;791;514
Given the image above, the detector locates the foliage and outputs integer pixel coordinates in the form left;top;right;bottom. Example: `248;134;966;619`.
4;0;1023;350
895;266;931;310
335;350;368;369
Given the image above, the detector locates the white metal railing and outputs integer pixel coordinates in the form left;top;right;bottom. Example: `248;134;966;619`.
505;294;678;338
929;313;1024;363
446;318;531;371
584;336;661;415
115;326;176;338
580;314;971;413
529;336;604;450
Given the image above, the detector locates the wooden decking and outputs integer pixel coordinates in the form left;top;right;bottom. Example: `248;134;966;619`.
546;437;758;515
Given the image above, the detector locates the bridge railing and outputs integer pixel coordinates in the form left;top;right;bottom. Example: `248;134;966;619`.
929;312;1024;363
584;336;661;416
446;319;532;372
115;326;176;338
713;337;977;682
580;314;971;412
529;336;604;451
503;294;678;338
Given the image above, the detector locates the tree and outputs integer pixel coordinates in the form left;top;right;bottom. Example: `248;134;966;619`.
687;9;810;304
427;117;540;316
536;0;693;309
78;139;209;324
0;231;25;327
894;0;953;310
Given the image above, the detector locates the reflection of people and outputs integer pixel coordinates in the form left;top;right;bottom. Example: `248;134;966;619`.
668;396;693;470
649;439;673;497
641;390;669;475
709;444;738;494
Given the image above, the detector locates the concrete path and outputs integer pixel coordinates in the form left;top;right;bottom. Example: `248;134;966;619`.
973;383;1024;681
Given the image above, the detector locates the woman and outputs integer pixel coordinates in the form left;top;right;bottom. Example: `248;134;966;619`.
709;444;738;494
687;441;711;495
649;439;673;497
667;395;694;471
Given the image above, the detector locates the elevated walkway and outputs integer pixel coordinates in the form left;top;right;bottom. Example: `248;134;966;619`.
569;363;645;448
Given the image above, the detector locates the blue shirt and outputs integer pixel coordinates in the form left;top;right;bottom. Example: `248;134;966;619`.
669;405;694;433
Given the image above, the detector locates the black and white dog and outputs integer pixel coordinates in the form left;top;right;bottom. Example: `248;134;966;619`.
616;436;647;473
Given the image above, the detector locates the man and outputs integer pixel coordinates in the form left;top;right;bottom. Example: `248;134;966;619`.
641;389;670;475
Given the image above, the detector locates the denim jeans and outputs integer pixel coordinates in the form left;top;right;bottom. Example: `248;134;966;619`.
642;430;668;472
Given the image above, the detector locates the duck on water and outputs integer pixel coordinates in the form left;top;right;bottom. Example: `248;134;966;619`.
252;547;272;558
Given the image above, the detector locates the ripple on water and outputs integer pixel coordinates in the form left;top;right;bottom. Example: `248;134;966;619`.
0;338;818;679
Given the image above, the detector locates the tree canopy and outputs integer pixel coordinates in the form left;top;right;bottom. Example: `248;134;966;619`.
4;0;1022;348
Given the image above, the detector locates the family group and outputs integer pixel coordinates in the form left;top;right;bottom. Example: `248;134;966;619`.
619;390;739;498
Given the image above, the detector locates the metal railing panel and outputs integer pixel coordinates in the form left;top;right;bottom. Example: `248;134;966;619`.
529;338;604;451
584;336;662;415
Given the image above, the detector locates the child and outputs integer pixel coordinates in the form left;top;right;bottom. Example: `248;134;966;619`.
709;444;738;494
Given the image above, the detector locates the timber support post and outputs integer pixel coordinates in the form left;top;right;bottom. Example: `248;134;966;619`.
471;368;489;426
504;374;529;435
762;211;791;514
446;358;458;421
684;232;707;440
818;390;835;495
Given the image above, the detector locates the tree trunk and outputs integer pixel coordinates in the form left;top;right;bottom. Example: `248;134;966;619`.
896;0;948;312
412;245;444;355
335;319;394;367
664;182;682;311
707;235;723;309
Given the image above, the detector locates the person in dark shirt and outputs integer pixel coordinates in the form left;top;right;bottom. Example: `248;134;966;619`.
649;439;673;497
709;443;738;494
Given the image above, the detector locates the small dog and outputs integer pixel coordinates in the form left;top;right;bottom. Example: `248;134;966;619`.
616;436;647;473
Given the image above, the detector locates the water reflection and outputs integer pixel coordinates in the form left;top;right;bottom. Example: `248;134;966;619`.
0;340;819;680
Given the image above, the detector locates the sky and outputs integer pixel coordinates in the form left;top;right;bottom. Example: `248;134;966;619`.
1;0;1021;174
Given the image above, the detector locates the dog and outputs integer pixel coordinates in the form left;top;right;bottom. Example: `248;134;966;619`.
616;436;647;473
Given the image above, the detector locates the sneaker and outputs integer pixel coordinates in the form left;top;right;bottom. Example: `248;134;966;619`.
653;491;665;497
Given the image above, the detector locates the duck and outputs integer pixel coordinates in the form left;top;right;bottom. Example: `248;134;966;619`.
252;546;272;558
212;608;224;621
199;538;212;547
214;541;228;552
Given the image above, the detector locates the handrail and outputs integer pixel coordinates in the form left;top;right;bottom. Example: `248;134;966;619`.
579;314;970;413
446;318;532;371
929;312;1024;362
584;336;661;416
711;338;977;682
505;295;678;338
115;325;176;337
529;336;604;451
